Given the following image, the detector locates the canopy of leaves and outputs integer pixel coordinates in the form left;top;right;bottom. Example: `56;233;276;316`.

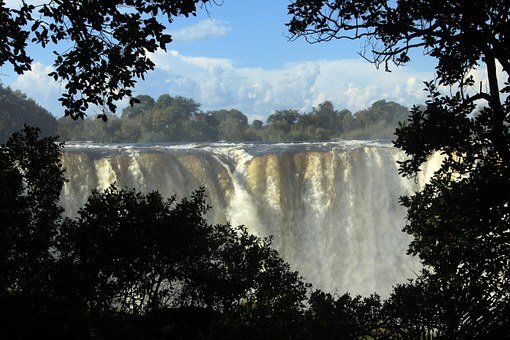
288;0;509;82
56;94;409;142
0;126;66;337
6;128;503;337
1;0;213;119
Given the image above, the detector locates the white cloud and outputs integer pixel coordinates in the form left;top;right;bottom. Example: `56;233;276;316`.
11;62;63;115
145;49;434;121
16;50;499;122
170;20;231;42
8;62;127;117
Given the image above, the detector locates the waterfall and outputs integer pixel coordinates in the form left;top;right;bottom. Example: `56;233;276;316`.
60;141;442;297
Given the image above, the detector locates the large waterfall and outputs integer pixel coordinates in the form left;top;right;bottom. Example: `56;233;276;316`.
60;141;441;297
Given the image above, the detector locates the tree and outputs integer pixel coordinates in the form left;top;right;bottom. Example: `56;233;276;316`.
209;109;249;141
267;109;300;133
1;1;215;120
0;86;57;142
57;113;122;142
288;0;510;336
290;113;327;141
0;126;65;291
119;95;156;141
311;101;340;137
304;290;383;339
146;95;201;141
351;100;409;139
58;186;310;337
251;119;263;130
0;126;67;338
121;94;156;119
354;100;408;128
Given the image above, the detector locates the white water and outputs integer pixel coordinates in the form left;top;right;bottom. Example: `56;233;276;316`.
60;141;442;297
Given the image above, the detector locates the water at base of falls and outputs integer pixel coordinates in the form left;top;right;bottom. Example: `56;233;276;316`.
60;141;441;297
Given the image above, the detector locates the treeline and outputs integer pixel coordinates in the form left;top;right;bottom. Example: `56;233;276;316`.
57;95;410;142
0;86;410;143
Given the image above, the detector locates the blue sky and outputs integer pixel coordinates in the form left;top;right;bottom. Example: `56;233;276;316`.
2;0;443;122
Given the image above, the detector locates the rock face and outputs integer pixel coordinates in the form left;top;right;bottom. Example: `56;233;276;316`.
60;141;441;297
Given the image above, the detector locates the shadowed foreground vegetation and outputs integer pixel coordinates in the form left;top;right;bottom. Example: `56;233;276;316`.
0;126;475;340
1;127;309;339
3;116;510;338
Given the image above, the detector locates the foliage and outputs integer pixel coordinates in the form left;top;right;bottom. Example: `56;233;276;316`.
303;290;384;339
0;126;65;290
288;0;510;337
287;0;509;78
0;85;57;142
0;127;311;338
0;126;68;338
56;95;409;142
6;124;504;337
0;82;410;143
211;109;249;141
1;0;214;119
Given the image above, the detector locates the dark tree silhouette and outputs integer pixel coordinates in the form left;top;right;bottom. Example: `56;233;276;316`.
1;1;215;119
288;0;510;337
0;126;65;292
0;127;310;338
58;185;310;338
304;290;383;339
0;126;67;338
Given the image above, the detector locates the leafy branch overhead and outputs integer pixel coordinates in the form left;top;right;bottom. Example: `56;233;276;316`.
0;0;214;119
287;0;509;82
289;0;510;175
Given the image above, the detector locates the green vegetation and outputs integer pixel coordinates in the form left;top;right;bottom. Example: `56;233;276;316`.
55;95;408;142
1;127;310;338
0;86;57;142
2;0;509;337
1;1;216;119
0;85;410;143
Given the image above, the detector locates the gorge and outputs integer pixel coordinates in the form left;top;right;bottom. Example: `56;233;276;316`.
60;141;441;297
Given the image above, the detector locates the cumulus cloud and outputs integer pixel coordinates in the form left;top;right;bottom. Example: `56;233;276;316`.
11;62;63;115
14;50;503;122
170;20;231;42
145;49;434;121
8;62;128;117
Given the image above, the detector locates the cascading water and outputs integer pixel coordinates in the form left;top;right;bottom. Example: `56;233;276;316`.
60;141;442;297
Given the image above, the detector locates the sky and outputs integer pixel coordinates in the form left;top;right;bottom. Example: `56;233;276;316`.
1;0;441;122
